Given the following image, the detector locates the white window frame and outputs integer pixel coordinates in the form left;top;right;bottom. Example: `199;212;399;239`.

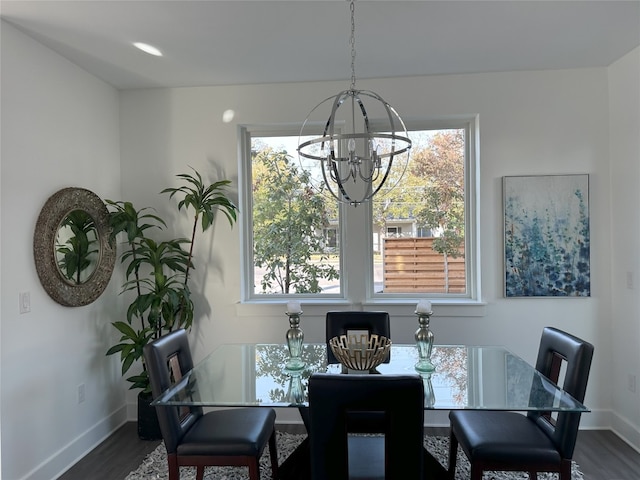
238;116;481;309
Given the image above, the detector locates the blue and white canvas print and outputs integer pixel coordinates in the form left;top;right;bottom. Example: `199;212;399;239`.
504;174;590;297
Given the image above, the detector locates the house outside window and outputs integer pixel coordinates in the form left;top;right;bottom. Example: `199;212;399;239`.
239;117;479;302
387;226;401;237
417;226;433;238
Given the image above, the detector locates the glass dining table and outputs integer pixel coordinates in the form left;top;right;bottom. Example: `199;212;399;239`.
152;343;588;479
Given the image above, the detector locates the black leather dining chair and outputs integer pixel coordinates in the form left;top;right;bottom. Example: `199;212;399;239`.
308;373;425;480
144;329;279;480
448;327;594;480
325;310;391;365
325;310;392;434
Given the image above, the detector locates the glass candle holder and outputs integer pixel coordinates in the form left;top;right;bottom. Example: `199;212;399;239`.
286;372;305;405
285;311;306;371
421;372;436;408
414;311;435;372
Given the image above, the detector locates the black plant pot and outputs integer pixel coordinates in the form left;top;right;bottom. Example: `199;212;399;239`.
137;391;162;440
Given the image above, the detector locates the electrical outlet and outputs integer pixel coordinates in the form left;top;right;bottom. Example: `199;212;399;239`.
78;384;86;404
626;271;634;289
19;291;31;314
628;374;637;393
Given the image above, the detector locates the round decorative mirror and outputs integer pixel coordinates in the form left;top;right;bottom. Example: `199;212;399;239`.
34;187;116;306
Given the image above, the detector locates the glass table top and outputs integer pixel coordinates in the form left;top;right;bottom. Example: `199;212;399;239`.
152;343;589;412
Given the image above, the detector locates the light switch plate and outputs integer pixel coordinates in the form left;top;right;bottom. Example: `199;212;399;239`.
19;291;31;314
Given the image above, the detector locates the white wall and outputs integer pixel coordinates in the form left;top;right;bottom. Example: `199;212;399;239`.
2;20;638;480
1;22;125;480
119;66;620;430
609;46;640;448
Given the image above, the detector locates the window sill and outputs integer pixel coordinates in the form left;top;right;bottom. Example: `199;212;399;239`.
236;299;486;318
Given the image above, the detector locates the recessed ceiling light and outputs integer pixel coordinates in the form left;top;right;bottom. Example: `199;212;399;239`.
133;42;163;57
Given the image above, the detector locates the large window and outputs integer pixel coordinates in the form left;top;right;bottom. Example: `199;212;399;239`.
239;118;479;303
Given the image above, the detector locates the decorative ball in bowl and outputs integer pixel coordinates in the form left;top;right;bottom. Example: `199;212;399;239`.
329;334;392;371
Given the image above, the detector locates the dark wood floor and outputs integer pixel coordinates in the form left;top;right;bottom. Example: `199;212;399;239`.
58;422;640;480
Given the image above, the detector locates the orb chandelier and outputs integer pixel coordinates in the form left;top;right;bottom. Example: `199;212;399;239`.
297;0;412;207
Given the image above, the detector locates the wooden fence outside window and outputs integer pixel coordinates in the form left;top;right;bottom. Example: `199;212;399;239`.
382;237;465;293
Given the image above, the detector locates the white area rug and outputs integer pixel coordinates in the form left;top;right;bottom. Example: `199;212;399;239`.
125;431;584;480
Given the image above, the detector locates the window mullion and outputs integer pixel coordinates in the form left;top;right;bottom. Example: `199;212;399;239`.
341;201;373;305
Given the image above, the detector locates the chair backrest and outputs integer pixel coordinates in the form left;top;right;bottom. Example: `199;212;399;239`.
527;327;594;459
143;329;203;454
325;311;391;364
308;373;424;480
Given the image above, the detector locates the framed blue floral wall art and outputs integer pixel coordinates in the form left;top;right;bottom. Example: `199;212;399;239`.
503;174;590;297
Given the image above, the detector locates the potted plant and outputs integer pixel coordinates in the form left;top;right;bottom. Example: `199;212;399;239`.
106;168;237;439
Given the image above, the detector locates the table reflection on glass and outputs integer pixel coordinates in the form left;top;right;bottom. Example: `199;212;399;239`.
152;344;588;479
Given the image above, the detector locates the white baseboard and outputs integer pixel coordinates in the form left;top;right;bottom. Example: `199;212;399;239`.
610;410;640;453
575;407;610;429
576;408;640;452
23;406;128;480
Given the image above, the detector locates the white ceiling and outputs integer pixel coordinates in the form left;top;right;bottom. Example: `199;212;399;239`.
1;0;639;90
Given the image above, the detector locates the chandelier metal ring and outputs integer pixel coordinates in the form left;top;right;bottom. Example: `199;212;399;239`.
297;0;411;207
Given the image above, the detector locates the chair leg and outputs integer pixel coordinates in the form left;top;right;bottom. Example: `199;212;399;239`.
470;463;484;480
195;466;205;480
528;472;538;480
167;454;179;480
448;429;459;480
268;429;279;479
248;457;260;480
560;459;572;480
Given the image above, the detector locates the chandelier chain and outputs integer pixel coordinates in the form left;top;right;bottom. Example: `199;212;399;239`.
350;0;356;91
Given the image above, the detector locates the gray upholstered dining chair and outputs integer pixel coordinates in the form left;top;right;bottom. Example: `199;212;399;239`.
144;329;279;480
308;373;425;480
448;327;594;480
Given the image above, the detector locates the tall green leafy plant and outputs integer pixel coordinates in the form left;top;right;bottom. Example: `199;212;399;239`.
106;169;238;392
161;168;238;285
